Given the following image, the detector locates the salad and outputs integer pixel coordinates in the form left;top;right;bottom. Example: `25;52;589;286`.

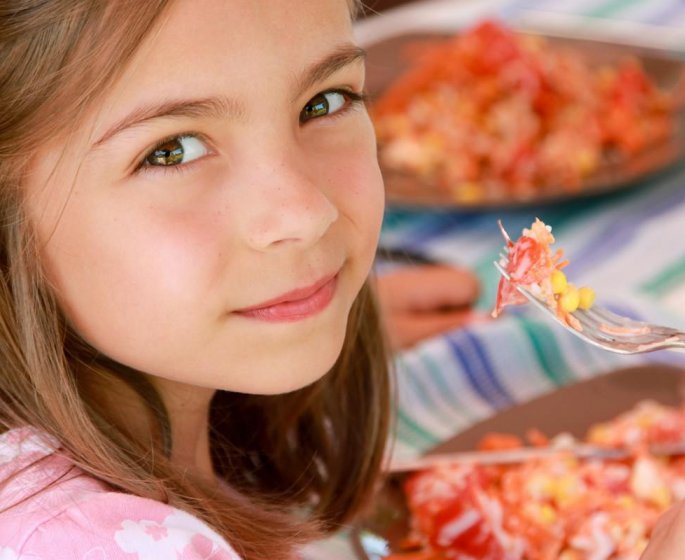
372;20;675;204
492;218;594;330
389;400;685;560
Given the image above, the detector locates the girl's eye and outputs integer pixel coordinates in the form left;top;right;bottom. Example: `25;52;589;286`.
300;91;348;124
142;135;209;168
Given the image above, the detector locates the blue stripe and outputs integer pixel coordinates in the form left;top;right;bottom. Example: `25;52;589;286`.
564;174;685;277
638;0;684;25
445;330;514;409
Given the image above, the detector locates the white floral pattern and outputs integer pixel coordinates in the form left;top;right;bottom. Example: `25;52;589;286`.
0;547;19;560
115;510;236;560
0;428;57;466
0;428;242;560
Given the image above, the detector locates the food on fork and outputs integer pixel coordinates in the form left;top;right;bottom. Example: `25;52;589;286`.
492;218;595;329
387;400;685;560
372;20;675;204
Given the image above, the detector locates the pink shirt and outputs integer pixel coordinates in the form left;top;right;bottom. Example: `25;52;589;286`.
0;427;242;559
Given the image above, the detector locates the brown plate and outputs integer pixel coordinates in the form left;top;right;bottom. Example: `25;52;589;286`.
351;363;685;559
365;31;685;209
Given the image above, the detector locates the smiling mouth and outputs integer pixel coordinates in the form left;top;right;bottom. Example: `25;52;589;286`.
234;273;338;322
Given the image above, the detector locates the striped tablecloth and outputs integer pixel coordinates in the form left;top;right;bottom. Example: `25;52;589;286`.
303;1;685;557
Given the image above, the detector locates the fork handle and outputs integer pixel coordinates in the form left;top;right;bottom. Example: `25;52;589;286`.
669;333;685;350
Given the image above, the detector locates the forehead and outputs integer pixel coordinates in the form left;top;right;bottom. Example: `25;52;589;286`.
92;0;355;129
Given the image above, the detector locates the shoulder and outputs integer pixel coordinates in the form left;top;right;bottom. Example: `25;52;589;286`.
0;428;242;560
4;492;243;559
20;492;242;560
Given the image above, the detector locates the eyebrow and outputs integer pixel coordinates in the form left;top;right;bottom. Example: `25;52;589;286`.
295;44;366;100
93;44;367;148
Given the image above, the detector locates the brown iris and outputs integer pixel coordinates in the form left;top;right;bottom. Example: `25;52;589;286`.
300;93;330;123
146;138;185;166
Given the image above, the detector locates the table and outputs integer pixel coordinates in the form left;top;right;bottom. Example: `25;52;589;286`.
303;1;685;557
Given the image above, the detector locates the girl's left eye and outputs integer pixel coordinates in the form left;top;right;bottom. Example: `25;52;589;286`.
300;91;354;124
141;135;209;168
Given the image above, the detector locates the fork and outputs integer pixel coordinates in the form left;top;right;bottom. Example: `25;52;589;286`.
493;260;685;354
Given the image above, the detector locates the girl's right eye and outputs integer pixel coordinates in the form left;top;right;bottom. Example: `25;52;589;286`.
140;134;209;169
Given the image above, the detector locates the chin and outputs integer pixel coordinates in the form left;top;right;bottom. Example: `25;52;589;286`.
239;326;347;395
262;345;344;395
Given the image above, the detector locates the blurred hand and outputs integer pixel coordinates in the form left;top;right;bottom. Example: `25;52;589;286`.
640;501;685;559
374;264;481;351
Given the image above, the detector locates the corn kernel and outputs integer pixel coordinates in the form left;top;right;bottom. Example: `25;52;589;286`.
576;148;599;176
451;181;484;204
578;286;595;310
559;284;580;313
551;270;568;294
539;504;557;524
617;495;635;508
651;486;672;509
587;424;611;444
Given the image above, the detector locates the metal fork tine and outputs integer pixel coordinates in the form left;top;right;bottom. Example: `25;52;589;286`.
644;326;684;338
493;260;508;279
586;306;647;327
497;220;512;244
586;307;681;337
573;316;650;350
574;312;614;340
578;309;661;342
581;322;660;346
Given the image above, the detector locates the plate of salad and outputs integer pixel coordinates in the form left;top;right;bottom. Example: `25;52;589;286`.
352;363;685;560
364;20;685;209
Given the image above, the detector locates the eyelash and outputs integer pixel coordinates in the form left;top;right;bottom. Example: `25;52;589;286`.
134;88;368;176
135;132;209;177
301;88;368;124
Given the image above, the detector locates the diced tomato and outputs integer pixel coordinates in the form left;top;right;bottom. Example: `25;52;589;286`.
404;466;515;558
428;498;507;559
506;236;550;284
385;553;445;560
478;432;525;451
526;429;550;447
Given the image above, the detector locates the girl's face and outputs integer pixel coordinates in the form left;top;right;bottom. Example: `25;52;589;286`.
25;0;384;394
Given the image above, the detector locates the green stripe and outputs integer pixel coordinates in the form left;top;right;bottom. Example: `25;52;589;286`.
381;209;423;230
586;0;644;18
474;258;501;311
416;350;476;424
395;354;462;428
640;256;685;297
516;316;575;386
395;408;441;449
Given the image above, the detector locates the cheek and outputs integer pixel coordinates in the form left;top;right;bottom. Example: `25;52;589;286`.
320;120;385;238
42;198;228;343
338;141;385;255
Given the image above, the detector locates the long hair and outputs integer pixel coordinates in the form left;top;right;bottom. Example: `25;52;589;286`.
0;2;391;559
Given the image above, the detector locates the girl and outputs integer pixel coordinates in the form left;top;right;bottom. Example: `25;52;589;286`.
0;1;395;558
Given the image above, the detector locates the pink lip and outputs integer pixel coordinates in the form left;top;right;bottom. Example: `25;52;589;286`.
234;273;338;322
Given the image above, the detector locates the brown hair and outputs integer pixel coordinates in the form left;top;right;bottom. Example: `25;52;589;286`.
0;1;390;559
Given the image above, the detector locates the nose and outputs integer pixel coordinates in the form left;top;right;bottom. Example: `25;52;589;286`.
236;150;339;251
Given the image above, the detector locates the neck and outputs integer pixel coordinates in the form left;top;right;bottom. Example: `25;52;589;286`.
154;378;217;480
88;361;218;480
